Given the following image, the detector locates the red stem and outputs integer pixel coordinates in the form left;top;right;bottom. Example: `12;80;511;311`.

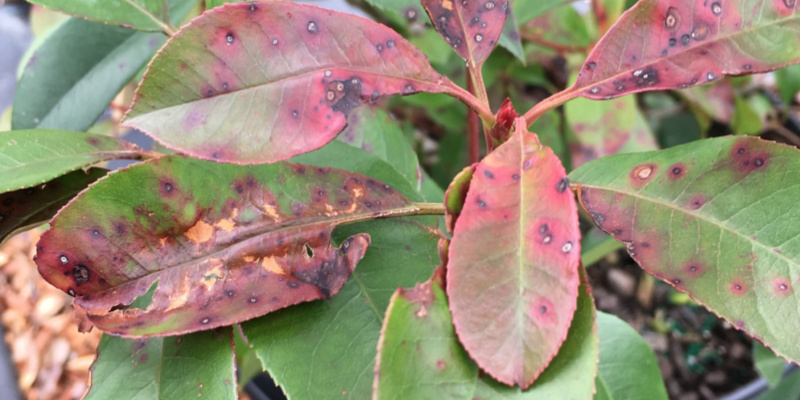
466;69;481;164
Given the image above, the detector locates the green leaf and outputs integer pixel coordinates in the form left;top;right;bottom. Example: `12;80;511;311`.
513;0;574;25
565;94;658;169
12;1;196;132
84;329;237;400
570;136;800;364
36;154;421;337
581;228;624;268
677;80;735;124
0;130;141;193
12;21;164;132
365;0;424;22
759;369;800;400
374;267;598;399
595;312;668;400
336;106;420;192
575;0;800;100
755;341;786;387
29;0;174;32
241;141;439;399
447;120;580;388
732;95;764;135
0;169;106;245
775;64;800;105
125;2;453;164
498;8;525;63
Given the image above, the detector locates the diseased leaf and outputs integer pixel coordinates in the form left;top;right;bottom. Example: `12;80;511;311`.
488;98;520;149
0;169;106;245
0;130;141;193
444;164;475;234
29;0;175;32
447;118;581;388
755;341;786;387
374;266;598;400
241;140;440;400
125;2;454;164
336;106;420;191
596;312;668;400
570;136;800;364
12;0;196;132
576;0;800;100
421;0;508;65
84;329;236;400
677;80;735;124
565;94;658;168
364;0;425;22
35;154;421;337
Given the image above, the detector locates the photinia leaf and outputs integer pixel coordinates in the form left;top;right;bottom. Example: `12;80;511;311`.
575;0;800;100
732;94;763;135
241;140;440;399
421;0;509;66
34;154;423;337
447;118;581;388
677;80;735;124
755;341;786;387
364;0;425;23
760;369;800;400
28;0;180;33
0;130;141;193
84;329;236;400
569;136;800;364
0;169;106;246
373;266;598;399
12;1;196;132
444;164;475;234
775;64;800;105
595;312;668;400
581;228;624;268
565;93;658;168
498;8;525;62
336;106;421;191
125;2;455;164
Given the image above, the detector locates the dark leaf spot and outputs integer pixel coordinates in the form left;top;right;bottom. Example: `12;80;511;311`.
73;265;90;283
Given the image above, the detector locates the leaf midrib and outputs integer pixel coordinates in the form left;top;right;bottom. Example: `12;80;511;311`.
578;183;799;268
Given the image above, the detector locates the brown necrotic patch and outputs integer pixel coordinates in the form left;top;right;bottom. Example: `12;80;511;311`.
691;22;710;40
630;164;657;183
326;77;362;115
664;7;681;32
73;265;90;283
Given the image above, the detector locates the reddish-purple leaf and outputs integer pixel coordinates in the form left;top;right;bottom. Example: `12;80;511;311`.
421;0;508;65
125;2;455;164
34;155;419;337
576;0;800;100
447;118;581;389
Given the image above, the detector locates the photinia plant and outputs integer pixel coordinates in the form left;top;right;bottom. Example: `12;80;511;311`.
6;0;800;398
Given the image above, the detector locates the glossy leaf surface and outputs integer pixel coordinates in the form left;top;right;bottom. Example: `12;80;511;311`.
576;0;800;100
336;106;420;191
595;312;668;400
84;329;236;400
421;0;508;65
13;1;195;132
447;118;581;388
0;169;105;245
565;94;658;168
35;155;417;337
125;2;450;164
29;0;176;32
0;130;140;193
570;136;800;363
374;267;598;399
242;141;440;399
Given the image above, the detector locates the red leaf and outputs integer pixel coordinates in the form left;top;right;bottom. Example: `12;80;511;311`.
487;97;519;149
447;118;581;388
421;0;508;65
125;2;457;164
575;0;800;99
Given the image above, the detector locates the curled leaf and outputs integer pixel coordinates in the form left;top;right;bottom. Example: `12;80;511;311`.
35;155;417;337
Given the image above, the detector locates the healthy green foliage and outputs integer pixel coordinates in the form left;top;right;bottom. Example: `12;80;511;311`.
754;341;786;387
28;0;184;33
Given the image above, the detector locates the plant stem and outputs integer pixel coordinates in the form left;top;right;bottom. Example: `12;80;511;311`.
522;86;581;127
466;69;481;164
444;81;495;126
366;203;446;220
